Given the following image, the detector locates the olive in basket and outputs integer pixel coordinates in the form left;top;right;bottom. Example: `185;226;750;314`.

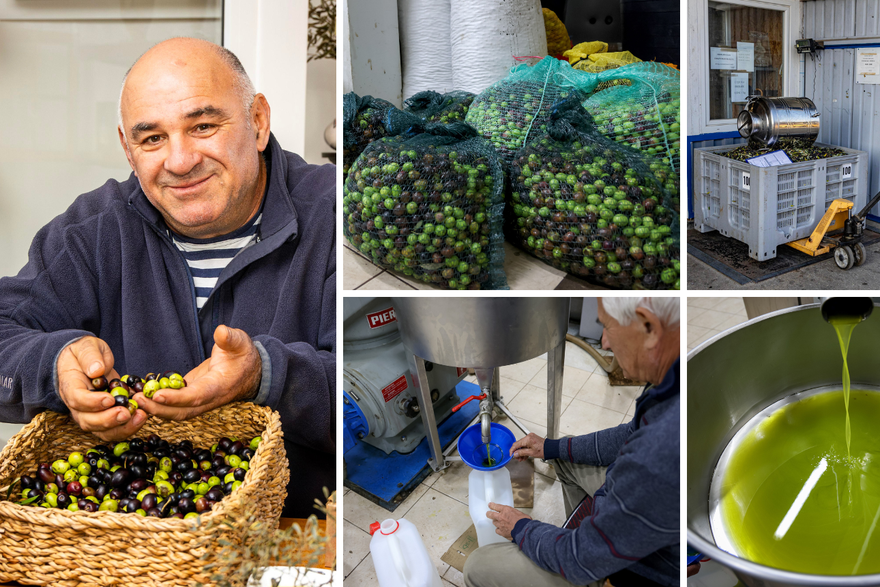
11;434;261;518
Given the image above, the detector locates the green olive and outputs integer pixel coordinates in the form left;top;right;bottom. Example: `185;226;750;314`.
225;455;242;468
67;502;79;512
110;387;129;398
51;460;70;475
142;380;160;399
68;452;84;467
196;482;210;495
207;476;221;487
113;442;130;457
44;493;58;508
99;500;118;512
76;462;92;476
184;512;199;520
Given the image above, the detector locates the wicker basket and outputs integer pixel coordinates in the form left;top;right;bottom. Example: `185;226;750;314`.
0;402;289;586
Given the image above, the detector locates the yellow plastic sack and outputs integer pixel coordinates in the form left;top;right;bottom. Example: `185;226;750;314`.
542;8;571;55
564;41;608;65
578;51;642;73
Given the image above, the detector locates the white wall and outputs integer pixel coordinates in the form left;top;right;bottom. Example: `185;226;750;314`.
304;58;337;164
343;0;403;106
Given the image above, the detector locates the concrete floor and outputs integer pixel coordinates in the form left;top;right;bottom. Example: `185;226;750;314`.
687;238;880;290
343;344;642;586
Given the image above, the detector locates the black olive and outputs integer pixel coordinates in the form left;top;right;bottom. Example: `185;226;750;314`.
110;469;130;488
141;493;158;511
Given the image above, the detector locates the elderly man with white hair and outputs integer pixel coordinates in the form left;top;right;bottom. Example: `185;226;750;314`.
464;297;680;587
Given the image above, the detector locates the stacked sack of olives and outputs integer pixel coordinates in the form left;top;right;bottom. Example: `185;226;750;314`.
15;433;260;518
343;92;397;174
343;114;507;290
465;57;594;169
403;90;475;124
585;63;681;212
508;96;679;289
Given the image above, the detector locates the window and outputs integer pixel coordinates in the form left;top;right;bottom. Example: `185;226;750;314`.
687;0;799;136
707;2;784;120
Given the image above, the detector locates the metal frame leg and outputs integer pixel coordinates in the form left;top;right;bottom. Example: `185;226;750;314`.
547;338;566;439
413;354;448;472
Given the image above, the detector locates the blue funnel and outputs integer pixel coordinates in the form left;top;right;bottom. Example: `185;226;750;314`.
458;422;516;471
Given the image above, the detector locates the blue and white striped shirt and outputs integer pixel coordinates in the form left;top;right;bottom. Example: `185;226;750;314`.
171;213;262;310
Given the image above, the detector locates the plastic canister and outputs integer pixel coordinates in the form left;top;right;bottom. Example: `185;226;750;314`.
468;467;515;547
369;518;442;587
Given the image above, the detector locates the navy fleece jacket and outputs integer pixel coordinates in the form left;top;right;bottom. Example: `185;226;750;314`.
511;359;680;586
0;133;335;518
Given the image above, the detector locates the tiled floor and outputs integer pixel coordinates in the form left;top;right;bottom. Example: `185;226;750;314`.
342;344;642;586
687;297;749;353
343;240;607;291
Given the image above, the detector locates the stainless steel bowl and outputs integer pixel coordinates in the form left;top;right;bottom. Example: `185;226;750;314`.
688;302;880;586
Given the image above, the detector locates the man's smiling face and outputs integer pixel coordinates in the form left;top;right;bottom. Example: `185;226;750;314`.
118;39;270;239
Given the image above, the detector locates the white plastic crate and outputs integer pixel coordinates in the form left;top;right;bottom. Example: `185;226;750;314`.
693;143;868;260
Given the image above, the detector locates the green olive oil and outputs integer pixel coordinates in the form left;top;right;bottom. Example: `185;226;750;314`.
720;390;880;575
830;314;861;460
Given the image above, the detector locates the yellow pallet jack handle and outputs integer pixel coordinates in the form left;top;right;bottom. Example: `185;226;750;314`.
787;198;854;256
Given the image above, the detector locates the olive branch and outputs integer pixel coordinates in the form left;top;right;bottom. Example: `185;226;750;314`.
309;0;336;62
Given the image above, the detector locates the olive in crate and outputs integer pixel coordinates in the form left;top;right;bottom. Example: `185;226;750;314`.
12;434;261;518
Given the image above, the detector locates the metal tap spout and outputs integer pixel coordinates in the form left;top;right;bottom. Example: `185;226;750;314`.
479;397;492;445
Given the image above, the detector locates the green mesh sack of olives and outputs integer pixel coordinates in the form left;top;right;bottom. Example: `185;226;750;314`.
343;115;508;290
403;90;476;124
583;63;681;212
464;56;598;168
343;92;398;174
509;97;680;290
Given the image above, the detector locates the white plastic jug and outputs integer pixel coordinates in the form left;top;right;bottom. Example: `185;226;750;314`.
468;466;514;547
369;518;442;587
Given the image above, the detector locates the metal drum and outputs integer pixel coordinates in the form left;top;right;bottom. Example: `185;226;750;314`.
688;302;880;587
390;297;569;368
736;96;820;147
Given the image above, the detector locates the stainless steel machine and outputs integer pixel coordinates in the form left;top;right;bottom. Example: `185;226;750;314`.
342;298;465;455
392;297;570;472
736;96;820;147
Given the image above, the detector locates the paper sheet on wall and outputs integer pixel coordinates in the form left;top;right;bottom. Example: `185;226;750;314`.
737;42;755;72
710;47;738;70
856;48;880;84
730;72;749;103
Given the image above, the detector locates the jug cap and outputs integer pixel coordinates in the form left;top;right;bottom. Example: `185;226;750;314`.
370;519;400;536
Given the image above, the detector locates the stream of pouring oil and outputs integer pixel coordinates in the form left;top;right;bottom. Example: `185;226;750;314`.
720;315;880;575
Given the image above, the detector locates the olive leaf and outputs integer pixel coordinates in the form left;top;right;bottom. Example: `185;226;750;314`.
308;0;336;62
16;495;39;506
5;476;20;501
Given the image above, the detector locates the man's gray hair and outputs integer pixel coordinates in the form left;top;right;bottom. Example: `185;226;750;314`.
118;38;256;140
602;297;680;327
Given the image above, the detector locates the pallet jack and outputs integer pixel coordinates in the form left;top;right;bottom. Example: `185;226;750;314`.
787;190;880;270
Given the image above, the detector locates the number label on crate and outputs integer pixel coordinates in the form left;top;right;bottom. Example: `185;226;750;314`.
842;164;853;180
741;171;751;191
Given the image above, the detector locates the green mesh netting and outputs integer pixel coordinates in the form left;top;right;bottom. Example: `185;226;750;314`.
464;57;598;169
403;90;476;124
508;96;679;290
342;92;397;173
584;63;681;213
342;113;508;290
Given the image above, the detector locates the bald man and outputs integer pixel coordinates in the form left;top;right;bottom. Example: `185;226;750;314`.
0;38;335;518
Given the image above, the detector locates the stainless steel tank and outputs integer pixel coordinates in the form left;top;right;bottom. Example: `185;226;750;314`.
688;302;880;587
391;298;569;368
736;96;820;147
391;297;571;470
